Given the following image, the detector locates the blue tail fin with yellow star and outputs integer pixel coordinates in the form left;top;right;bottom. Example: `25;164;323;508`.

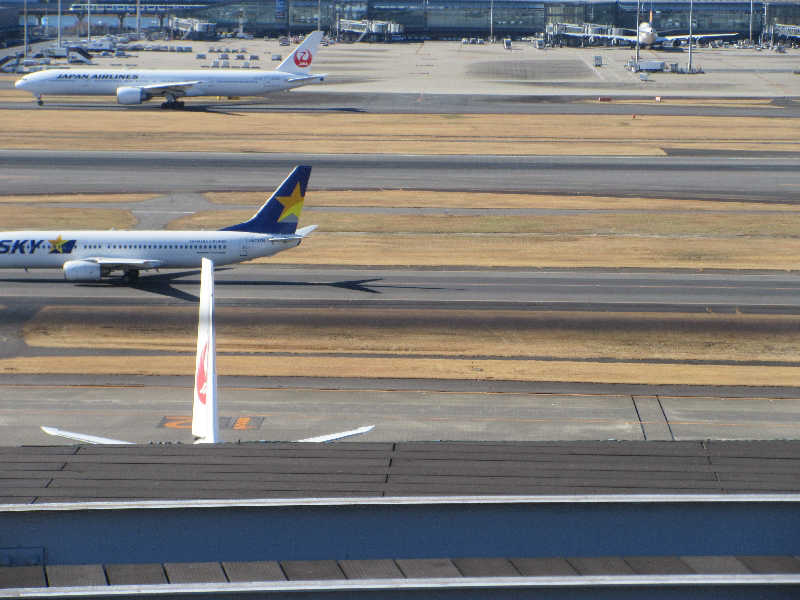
221;165;311;235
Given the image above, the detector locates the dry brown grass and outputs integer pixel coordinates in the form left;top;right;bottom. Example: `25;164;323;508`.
25;306;800;362
0;90;38;102
170;209;800;236
18;305;800;386
206;190;800;212
1;111;798;154
0;205;137;229
0;354;797;386
0;193;155;204
255;232;800;270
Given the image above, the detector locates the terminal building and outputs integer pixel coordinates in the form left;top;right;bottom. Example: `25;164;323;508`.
180;0;800;38
4;0;800;42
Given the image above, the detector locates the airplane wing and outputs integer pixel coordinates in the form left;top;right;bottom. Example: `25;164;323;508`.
295;425;375;443
87;257;164;270
560;31;638;43
40;424;376;444
659;33;738;43
139;81;203;97
40;426;134;445
600;34;638;42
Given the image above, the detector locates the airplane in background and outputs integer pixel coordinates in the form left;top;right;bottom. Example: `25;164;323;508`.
607;21;737;48
562;14;737;48
15;31;325;108
0;165;316;283
41;257;376;445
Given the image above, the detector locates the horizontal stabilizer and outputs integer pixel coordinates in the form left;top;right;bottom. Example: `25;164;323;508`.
295;425;375;443
40;426;133;445
287;74;326;84
295;224;318;238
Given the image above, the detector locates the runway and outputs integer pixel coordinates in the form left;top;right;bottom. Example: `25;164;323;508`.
2;149;800;200
2;265;800;310
3;91;800;117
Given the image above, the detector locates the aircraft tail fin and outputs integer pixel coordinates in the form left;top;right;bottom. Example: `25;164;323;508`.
221;165;311;235
276;31;323;75
192;257;219;444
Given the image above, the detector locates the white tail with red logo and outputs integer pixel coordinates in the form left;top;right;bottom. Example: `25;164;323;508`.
277;30;323;75
192;257;219;443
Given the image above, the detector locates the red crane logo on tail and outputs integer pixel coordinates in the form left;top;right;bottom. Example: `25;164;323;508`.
196;342;208;405
294;49;312;68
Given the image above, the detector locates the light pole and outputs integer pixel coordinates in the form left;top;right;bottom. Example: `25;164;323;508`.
489;0;493;41
23;0;28;57
688;0;694;72
317;0;321;31
749;0;753;44
57;0;61;47
87;0;91;40
635;0;640;64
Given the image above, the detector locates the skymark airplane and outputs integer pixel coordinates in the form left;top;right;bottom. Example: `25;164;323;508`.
15;31;325;108
0;165;316;283
42;257;375;444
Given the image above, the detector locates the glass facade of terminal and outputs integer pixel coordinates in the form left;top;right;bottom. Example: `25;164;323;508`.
188;0;799;37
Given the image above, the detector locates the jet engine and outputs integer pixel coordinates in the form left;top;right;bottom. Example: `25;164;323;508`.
116;86;147;105
63;260;101;281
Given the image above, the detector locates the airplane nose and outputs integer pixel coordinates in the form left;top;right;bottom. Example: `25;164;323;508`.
14;78;27;89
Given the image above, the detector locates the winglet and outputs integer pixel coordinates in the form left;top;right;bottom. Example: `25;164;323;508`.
192;257;219;444
295;224;318;238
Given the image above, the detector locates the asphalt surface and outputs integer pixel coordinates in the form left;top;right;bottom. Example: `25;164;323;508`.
2;265;800;444
4;379;800;445
3;90;800;116
2;150;800;200
2;265;800;310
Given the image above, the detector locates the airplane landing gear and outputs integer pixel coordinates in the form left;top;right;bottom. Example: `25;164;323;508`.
160;94;185;109
122;270;140;284
36;96;43;106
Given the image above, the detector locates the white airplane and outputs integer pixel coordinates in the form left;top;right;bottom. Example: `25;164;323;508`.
15;31;325;108
0;165;316;283
564;18;737;48
41;257;376;445
608;21;737;47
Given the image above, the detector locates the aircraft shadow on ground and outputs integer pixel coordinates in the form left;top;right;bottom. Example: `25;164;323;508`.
65;269;204;301
137;274;449;297
215;277;450;295
0;272;448;300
